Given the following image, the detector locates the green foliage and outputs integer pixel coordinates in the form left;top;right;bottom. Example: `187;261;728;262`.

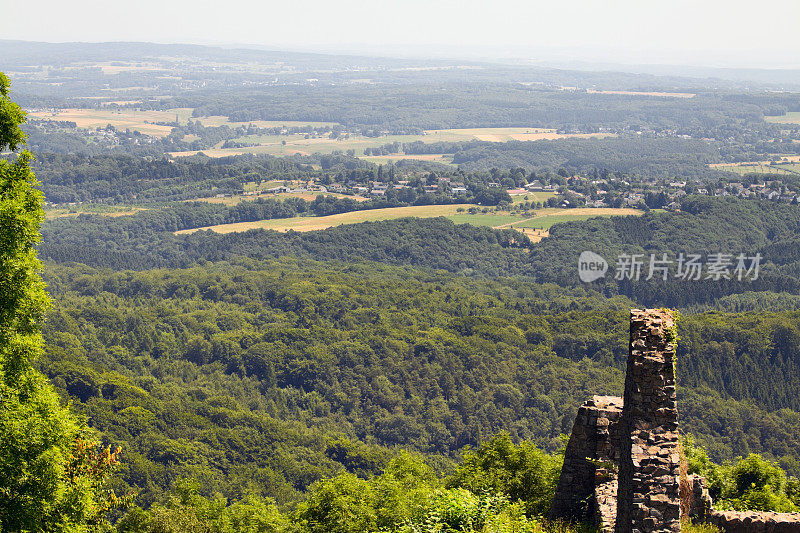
726;454;797;512
681;521;720;533
295;473;378;533
403;489;506;532
446;434;562;517
662;309;680;349
683;436;799;512
122;446;590;533
0;71;123;531
682;435;726;498
0;72;27;152
294;451;578;533
125;436;800;532
31;257;800;507
35;259;634;504
117;480;292;533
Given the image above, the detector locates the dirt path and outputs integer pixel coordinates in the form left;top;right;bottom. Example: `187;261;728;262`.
493;216;538;229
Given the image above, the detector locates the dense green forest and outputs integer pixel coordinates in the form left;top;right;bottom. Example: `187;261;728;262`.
161;84;766;132
37;259;800;509
406;135;800;177
448;137;768;177
34;153;314;203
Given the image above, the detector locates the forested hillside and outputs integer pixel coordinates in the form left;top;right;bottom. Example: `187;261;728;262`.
38;195;800;306
33;153;314;203
162;84;770;133
36;259;800;513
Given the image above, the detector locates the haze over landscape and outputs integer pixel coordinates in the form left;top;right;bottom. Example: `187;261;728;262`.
2;2;800;532
4;0;800;68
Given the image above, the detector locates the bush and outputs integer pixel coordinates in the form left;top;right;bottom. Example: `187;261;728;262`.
446;433;563;517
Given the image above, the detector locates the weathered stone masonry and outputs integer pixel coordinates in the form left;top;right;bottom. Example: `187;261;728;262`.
615;309;681;533
549;309;800;533
549;395;623;524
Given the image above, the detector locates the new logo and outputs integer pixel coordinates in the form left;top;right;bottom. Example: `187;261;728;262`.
578;251;608;282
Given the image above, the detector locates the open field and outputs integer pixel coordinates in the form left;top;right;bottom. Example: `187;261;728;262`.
709;156;800;167
766;112;800;124
517;228;550;243
423;127;615;143
29;108;194;137
445;213;525;227
361;154;456;165
710;158;800;175
44;205;148;219
242;180;292;192
26;105;615;158
176;205;641;236
195;116;338;128
509;191;558;204
189;191;368;206
773;164;800;175
170;134;421;158
170;127;614;159
586;89;695;98
497;207;642;230
176;204;476;234
63;61;165;75
514;212;633;229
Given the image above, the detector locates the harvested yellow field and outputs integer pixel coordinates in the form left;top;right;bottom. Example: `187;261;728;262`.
587;90;695;98
422;127;614;143
766;112;800;124
169;127;614;159
709;156;800;173
541;207;641;217
709;156;800;167
189;191;369;206
361;154;455;165
28;108;194;137
176;204;475;234
104;100;143;106
517;228;549;243
176;205;641;236
196;116;338;128
68;62;163;74
170;146;308;158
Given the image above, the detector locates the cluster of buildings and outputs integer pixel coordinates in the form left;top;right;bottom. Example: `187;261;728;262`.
235;172;800;211
540;174;800;211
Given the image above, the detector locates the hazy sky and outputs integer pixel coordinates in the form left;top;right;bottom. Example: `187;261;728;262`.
3;0;800;67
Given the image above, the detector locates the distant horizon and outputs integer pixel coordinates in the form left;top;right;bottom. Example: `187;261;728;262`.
3;0;799;70
4;38;800;75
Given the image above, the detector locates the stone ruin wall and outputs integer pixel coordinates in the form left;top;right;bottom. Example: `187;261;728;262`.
615;309;681;532
548;395;623;528
548;309;800;533
687;475;800;533
705;510;800;532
